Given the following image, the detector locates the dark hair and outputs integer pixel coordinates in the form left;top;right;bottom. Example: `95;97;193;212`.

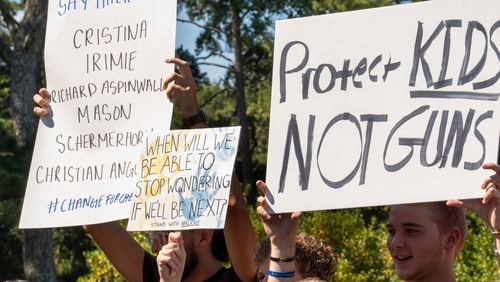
211;229;229;263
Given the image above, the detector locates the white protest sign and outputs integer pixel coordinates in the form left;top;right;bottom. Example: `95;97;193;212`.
266;0;500;213
126;127;240;231
19;0;177;228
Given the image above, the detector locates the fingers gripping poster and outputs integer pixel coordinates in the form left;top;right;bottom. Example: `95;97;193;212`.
266;0;500;213
126;127;241;231
19;0;177;228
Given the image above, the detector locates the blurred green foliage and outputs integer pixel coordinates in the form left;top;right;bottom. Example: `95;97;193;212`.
77;221;149;281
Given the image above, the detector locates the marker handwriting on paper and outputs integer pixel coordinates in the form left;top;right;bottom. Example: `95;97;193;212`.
58;0;133;16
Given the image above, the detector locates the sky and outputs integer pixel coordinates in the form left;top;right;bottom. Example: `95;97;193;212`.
175;9;228;81
174;2;412;81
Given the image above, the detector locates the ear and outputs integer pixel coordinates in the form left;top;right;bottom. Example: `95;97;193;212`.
443;227;462;250
197;229;214;249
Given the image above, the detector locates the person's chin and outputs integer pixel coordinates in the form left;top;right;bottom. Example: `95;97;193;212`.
393;256;415;279
396;268;415;280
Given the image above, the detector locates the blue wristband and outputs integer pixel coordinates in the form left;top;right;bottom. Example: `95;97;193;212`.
267;270;295;278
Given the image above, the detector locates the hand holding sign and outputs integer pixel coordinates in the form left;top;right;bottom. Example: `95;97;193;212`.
163;57;199;118
157;232;186;282
256;180;301;245
127;126;241;231
33;88;52;117
20;0;177;228
266;0;500;213
447;163;500;232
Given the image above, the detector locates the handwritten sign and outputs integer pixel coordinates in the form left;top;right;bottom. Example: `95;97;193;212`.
19;0;177;228
126;127;240;231
266;0;500;213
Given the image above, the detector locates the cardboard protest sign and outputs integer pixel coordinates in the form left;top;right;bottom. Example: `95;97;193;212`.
19;0;177;228
126;127;240;231
266;0;500;213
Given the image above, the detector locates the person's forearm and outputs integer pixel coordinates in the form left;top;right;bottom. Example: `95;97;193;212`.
224;175;258;281
268;238;296;282
493;232;500;271
83;222;145;282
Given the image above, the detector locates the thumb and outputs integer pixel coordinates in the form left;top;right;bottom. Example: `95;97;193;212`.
168;231;182;243
178;235;185;253
446;199;464;208
447;199;478;211
291;211;302;220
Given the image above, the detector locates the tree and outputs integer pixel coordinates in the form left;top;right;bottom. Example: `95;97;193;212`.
178;0;403;199
0;1;55;281
303;0;393;14
179;0;307;188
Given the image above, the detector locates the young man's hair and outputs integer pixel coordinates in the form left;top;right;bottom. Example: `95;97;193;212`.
255;233;336;281
211;229;229;263
427;202;467;253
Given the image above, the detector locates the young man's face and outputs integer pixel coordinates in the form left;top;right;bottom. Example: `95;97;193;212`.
386;204;449;281
178;230;198;279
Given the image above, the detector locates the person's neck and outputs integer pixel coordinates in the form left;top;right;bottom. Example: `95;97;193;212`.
410;261;455;282
183;254;223;282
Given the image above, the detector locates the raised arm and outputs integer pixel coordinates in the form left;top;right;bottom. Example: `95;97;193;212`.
78;58;202;281
256;180;301;282
165;57;258;281
83;223;145;281
447;162;500;268
33;89;146;281
225;176;258;281
163;57;206;129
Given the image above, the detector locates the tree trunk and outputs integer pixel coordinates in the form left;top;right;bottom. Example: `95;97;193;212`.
230;2;254;186
9;0;46;146
22;229;56;282
8;1;56;281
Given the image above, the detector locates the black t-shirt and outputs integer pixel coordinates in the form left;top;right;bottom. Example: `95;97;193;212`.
142;251;242;282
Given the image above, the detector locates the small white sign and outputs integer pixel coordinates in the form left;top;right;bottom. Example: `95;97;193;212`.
266;0;500;213
126;127;241;231
20;0;177;228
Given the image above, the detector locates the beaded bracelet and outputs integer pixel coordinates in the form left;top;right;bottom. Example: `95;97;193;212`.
269;256;295;263
268;270;295;278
